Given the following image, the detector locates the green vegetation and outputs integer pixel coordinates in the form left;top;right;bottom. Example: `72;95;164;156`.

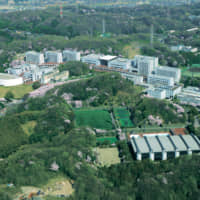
0;116;28;157
4;91;14;102
114;107;133;128
131;98;186;126
59;61;91;77
32;81;41;90
96;137;117;144
75;108;113;130
0;85;33;99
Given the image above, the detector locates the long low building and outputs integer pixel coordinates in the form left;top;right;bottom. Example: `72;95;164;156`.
130;134;200;161
0;73;23;86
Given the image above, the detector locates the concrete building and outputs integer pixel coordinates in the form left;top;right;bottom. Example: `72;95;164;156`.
171;45;198;53
63;50;81;62
147;74;175;87
0;73;23;86
25;51;44;64
177;86;200;106
158;85;182;98
81;54;102;66
108;58;131;70
45;51;63;63
121;72;144;85
147;88;166;99
130;134;200;161
134;55;158;76
99;55;117;66
155;66;181;83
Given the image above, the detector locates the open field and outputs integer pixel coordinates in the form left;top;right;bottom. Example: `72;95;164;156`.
114;107;134;128
95;147;120;166
14;176;73;200
21;121;37;136
75;108;113;130
96;136;117;144
181;66;200;77
0;84;33;99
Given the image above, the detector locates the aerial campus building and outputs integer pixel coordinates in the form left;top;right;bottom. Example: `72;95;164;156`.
45;51;63;63
155;66;181;82
0;73;23;86
25;51;44;65
130;134;200;161
63;50;81;62
108;57;131;70
133;55;158;76
81;54;102;66
147;74;175;87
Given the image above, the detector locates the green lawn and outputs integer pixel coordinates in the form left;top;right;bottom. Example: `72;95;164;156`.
96;137;117;144
0;84;33;99
75;109;113;130
181;66;200;77
114;107;134;128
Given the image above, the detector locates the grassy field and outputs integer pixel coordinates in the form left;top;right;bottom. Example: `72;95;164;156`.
181;66;200;77
75;108;113;130
96;137;117;144
114;107;134;128
95;147;120;166
21;121;37;136
0;84;33;99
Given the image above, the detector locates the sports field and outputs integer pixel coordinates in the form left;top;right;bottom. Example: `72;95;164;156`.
96;137;117;144
181;66;200;77
75;109;113;130
114;107;134;128
95;147;120;166
0;84;33;99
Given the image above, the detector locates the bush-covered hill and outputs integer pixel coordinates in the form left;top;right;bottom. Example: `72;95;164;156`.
131;98;186;125
56;73;142;107
0;116;28;158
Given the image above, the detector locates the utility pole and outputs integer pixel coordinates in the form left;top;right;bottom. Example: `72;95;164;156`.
150;24;154;48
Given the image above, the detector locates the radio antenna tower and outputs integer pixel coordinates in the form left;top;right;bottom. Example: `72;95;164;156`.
150;24;154;47
60;5;63;19
102;19;106;34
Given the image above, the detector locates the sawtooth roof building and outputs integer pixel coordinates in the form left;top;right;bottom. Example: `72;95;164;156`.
130;134;200;161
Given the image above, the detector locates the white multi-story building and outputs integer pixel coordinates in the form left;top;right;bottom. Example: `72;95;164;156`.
147;88;166;99
45;51;63;63
63;50;81;62
25;51;44;64
155;66;181;82
81;54;102;66
134;55;158;76
177;87;200;106
147;74;174;87
121;72;143;85
108;58;131;70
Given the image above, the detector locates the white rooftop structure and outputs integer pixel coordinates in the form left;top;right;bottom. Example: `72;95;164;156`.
156;66;181;83
131;134;200;161
81;54;102;66
0;73;23;86
147;74;175;87
108;58;131;70
100;55;117;61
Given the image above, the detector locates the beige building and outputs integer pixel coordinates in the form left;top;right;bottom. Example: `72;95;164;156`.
41;70;69;84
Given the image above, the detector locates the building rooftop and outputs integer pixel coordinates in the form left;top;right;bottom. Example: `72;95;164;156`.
82;54;103;59
0;73;20;80
100;55;117;61
109;57;131;63
158;66;181;72
131;134;200;154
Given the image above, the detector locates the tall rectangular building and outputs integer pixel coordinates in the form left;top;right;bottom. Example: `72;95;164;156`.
45;51;63;63
134;55;158;76
63;50;81;62
155;66;181;83
25;51;44;64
